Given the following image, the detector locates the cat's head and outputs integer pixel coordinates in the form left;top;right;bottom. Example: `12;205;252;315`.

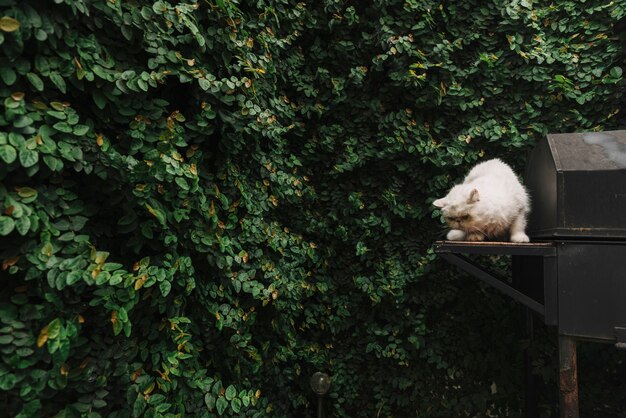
433;185;480;230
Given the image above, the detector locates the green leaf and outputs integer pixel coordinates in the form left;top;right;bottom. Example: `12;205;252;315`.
103;262;123;271
610;67;623;78
216;397;228;415
231;398;241;413
49;72;66;93
225;385;236;401
47;318;62;339
17;187;37;199
19;149;38;168
43;155;64;171
16;400;41;418
146;204;166;225
0;144;17;163
0;216;15;235
175;177;189;190
133;395;146;417
159;280;172;297
15;216;31;235
16;347;34;357
66;271;82;285
14;116;33;128
27;73;44;91
154;403;171;413
92;91;107;109
0;67;16;85
204;393;215;409
95;271;110;285
73;124;90;136
147;394;166;405
152;1;166;14
47;110;66;120
0;373;16;390
53;122;73;133
199;78;211;91
109;274;123;286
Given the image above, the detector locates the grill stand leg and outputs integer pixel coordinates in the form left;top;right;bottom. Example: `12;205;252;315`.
523;308;538;418
558;335;579;418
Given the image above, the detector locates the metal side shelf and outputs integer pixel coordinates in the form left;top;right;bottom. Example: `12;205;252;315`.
433;240;557;321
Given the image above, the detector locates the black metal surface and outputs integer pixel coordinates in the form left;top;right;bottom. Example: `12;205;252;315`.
557;242;626;342
615;327;626;350
434;240;555;256
436;240;626;342
525;130;626;239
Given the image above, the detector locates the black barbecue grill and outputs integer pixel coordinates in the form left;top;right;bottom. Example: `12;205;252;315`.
434;130;626;418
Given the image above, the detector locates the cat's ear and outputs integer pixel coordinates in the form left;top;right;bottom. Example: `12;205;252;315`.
467;188;480;204
433;198;446;208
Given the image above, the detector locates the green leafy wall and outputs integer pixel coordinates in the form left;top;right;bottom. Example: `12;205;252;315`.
0;0;624;417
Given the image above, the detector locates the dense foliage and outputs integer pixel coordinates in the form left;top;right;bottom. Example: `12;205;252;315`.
1;0;625;416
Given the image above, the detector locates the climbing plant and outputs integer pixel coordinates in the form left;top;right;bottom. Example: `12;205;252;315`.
0;0;624;416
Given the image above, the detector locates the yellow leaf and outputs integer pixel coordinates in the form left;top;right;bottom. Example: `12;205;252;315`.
172;151;183;162
94;251;108;265
143;382;155;395
37;326;48;348
2;256;19;270
208;200;216;217
134;275;147;290
60;363;69;376
131;368;142;382
157;370;171;382
91;267;101;279
0;16;20;32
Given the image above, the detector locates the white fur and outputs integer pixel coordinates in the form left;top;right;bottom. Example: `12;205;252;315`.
433;159;530;242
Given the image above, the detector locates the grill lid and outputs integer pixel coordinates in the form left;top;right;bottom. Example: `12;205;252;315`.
525;130;626;239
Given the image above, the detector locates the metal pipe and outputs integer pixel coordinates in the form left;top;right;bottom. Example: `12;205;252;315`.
523;308;539;418
558;335;579;418
317;396;323;418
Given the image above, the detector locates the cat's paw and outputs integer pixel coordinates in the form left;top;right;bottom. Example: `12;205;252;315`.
446;229;466;241
466;232;485;242
510;233;530;243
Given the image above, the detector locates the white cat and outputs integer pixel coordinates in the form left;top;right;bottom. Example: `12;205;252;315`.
433;158;530;242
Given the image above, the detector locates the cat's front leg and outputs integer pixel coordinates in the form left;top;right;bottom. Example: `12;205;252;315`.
510;212;530;243
446;229;466;241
